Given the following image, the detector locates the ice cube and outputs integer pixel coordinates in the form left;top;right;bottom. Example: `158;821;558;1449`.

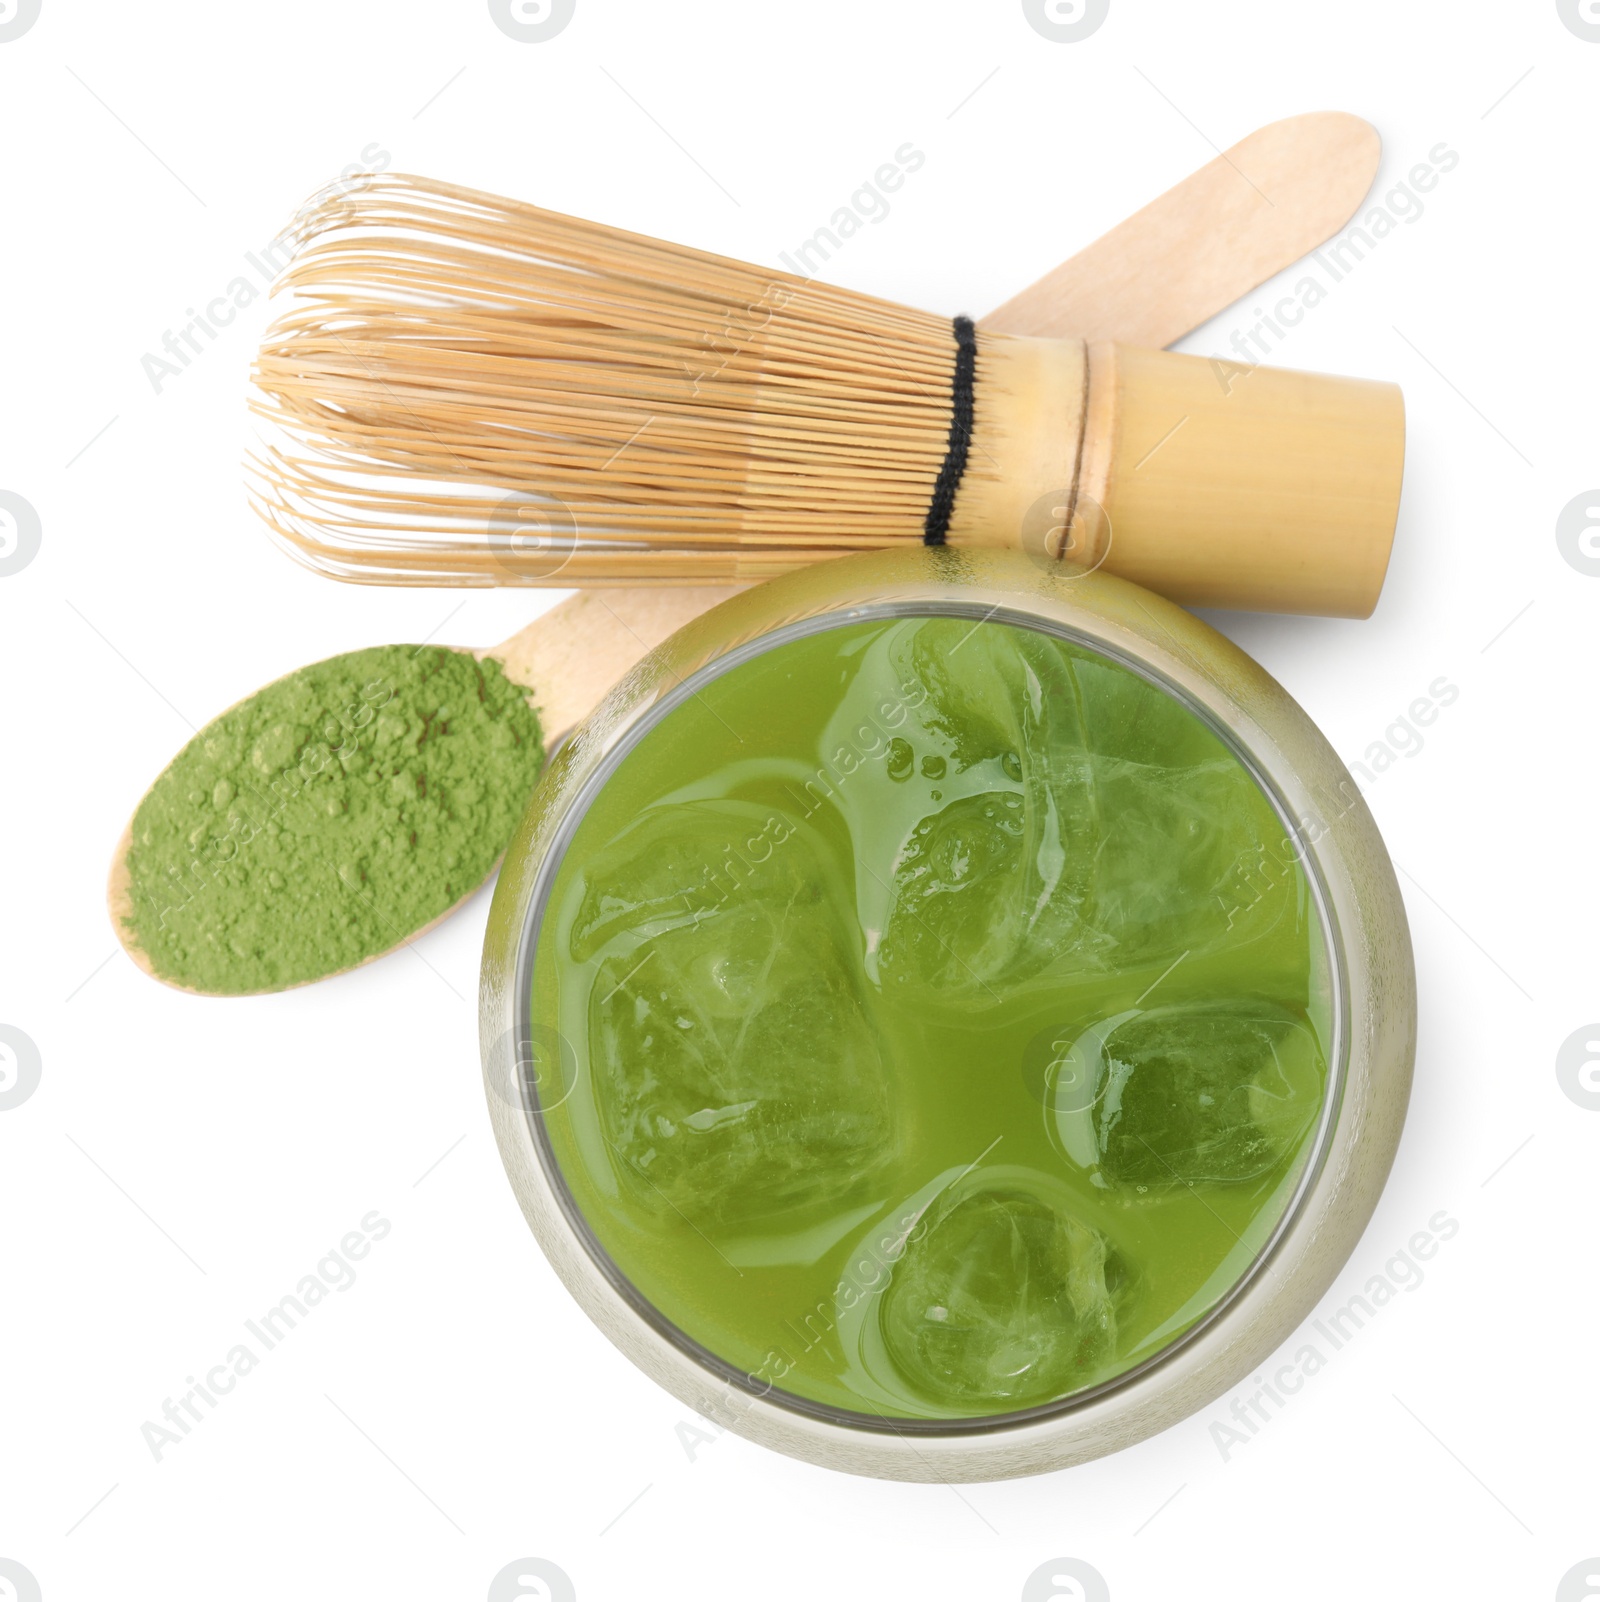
579;801;893;1226
893;617;1089;773
1083;757;1286;966
869;620;1291;1002
1068;654;1223;770
881;1183;1121;1408
872;621;1102;1003
570;799;807;961
1087;1000;1325;1187
876;788;1099;1001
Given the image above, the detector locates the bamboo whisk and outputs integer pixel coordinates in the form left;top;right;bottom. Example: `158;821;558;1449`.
251;174;1407;616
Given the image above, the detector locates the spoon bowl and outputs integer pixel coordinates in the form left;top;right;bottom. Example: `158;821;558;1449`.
106;588;735;995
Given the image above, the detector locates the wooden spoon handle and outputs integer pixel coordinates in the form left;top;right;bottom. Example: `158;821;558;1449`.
486;587;744;741
980;111;1380;348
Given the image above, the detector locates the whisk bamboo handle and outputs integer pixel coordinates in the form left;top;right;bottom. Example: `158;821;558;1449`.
961;338;1405;617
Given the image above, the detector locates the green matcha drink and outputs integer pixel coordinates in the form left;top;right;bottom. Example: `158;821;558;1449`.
529;615;1334;1422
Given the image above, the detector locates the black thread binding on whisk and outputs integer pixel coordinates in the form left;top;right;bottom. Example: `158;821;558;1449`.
922;315;978;546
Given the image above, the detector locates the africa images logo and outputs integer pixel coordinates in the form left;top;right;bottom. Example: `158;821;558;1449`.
1558;0;1600;43
1556;490;1600;576
0;0;41;43
0;491;42;577
489;0;575;43
1022;0;1109;43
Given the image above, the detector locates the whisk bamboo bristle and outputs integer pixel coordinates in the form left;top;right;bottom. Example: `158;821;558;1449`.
250;173;978;586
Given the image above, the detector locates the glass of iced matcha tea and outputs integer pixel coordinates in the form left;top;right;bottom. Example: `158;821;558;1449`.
481;551;1415;1480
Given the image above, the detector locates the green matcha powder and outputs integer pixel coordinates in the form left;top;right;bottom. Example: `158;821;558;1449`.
122;645;544;993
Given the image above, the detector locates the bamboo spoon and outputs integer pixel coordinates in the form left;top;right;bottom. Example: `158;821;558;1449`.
111;113;1386;993
983;110;1381;346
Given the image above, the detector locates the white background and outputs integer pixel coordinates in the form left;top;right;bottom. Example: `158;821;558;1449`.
1;1;1593;1598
